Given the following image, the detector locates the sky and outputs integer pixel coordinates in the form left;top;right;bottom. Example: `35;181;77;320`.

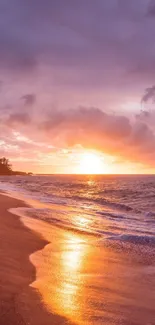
1;0;155;173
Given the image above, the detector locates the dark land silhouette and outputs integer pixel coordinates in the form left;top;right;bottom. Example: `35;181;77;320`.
0;157;32;175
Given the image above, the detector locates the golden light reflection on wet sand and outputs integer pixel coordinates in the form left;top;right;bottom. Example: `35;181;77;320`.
29;220;90;325
53;235;86;320
21;215;155;325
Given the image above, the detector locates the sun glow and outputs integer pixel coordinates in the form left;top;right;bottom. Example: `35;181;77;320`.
78;152;104;174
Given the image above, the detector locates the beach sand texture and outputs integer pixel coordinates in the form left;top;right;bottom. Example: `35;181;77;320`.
0;193;155;325
0;194;75;325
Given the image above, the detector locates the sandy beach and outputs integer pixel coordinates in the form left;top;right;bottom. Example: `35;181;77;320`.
0;193;74;325
0;192;155;325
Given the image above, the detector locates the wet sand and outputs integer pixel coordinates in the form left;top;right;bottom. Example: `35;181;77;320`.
0;193;155;325
26;220;155;325
0;194;74;325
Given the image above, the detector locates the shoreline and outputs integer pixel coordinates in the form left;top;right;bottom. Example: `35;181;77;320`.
0;192;155;325
0;193;74;325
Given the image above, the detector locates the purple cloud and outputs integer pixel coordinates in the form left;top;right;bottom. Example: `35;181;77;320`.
0;1;155;171
21;94;36;106
141;85;155;104
6;113;31;126
0;0;153;88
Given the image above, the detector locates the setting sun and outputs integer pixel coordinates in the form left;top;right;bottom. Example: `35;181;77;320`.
78;152;104;174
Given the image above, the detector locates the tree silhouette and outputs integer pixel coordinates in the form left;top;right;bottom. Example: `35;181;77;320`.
0;157;32;175
0;157;12;175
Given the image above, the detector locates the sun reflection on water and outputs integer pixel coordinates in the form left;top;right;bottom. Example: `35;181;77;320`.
75;215;92;231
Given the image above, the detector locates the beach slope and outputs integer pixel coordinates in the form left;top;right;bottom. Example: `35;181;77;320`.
0;194;73;325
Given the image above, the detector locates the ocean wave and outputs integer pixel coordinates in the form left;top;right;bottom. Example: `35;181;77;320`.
145;211;155;218
21;206;155;248
108;234;155;247
23;207;102;237
69;194;134;213
0;175;155;243
0;179;136;215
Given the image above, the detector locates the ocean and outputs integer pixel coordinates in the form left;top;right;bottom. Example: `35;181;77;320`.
0;174;155;247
